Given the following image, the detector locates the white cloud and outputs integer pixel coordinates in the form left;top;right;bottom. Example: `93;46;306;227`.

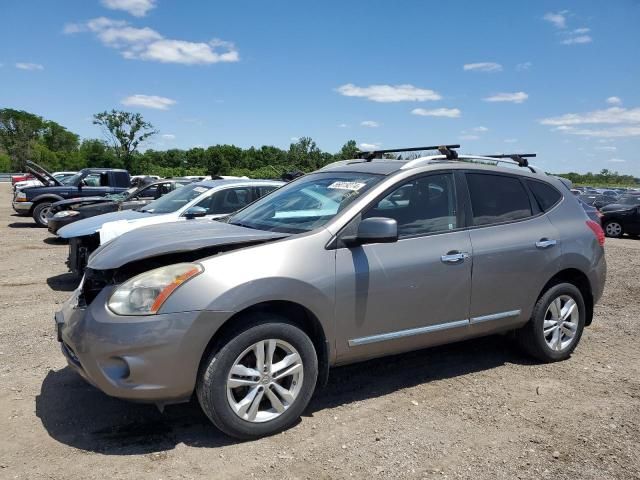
121;94;176;110
411;108;461;118
336;83;441;102
608;158;626;163
552;126;640;138
504;138;518;143
540;107;640;126
359;143;381;150
101;0;156;17
290;137;299;142
483;92;528;104
606;96;622;105
459;135;480;140
161;133;176;140
544;11;568;29
463;62;502;72
15;62;44;71
338;123;349;128
472;126;488;132
596;145;617;151
516;62;532;71
65;17;239;65
561;35;592;45
573;27;590;34
360;120;380;128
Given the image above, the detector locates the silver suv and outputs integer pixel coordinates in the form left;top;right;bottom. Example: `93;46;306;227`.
55;147;607;439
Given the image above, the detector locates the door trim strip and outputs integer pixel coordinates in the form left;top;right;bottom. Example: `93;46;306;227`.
348;319;469;347
470;309;521;324
347;310;522;347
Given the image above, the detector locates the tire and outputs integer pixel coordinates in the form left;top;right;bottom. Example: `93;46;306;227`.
197;316;318;439
604;221;624;238
32;202;52;228
517;283;586;362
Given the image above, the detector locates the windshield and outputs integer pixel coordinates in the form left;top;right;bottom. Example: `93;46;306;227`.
140;183;212;214
61;172;83;186
228;172;383;233
619;195;640;205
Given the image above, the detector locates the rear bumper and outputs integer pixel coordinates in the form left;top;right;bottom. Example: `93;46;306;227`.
55;286;231;404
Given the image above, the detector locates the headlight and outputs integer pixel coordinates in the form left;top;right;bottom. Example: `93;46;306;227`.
108;263;203;316
15;192;27;201
53;210;80;218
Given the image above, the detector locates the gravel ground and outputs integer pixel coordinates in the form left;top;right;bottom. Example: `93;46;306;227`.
0;182;639;480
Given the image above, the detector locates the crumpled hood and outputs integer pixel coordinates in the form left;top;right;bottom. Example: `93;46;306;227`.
88;219;290;270
52;196;110;208
57;210;149;238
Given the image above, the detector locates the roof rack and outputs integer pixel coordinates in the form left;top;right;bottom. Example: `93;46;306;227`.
356;144;460;161
483;153;536;168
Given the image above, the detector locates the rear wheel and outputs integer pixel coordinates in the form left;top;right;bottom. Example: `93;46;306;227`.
604;221;623;238
517;283;585;362
197;316;318;439
32;202;52;227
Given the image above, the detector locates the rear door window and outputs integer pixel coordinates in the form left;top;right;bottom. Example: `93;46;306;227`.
527;180;562;212
466;173;533;226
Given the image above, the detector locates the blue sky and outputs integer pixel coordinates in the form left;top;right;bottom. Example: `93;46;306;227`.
1;0;639;175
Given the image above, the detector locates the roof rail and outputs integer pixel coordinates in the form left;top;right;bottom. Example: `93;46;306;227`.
356;144;460;161
400;153;543;174
483;153;536;168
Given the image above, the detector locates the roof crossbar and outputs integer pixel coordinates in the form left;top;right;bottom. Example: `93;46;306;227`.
356;144;460;161
483;153;536;168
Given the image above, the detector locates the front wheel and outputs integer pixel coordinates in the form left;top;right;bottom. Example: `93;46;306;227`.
197;317;318;439
517;283;586;362
604;221;624;238
32;202;53;227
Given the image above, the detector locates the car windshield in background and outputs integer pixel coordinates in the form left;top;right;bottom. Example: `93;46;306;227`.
619;195;640;205
60;172;82;185
140;183;212;214
228;172;382;233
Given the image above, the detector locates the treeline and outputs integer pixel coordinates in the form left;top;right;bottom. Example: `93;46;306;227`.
1;108;638;185
0;108;358;179
557;170;639;187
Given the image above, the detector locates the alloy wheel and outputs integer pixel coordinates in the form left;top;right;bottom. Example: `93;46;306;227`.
543;295;580;352
226;339;304;423
605;222;622;237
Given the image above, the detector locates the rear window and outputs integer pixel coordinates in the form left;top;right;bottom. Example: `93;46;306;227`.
527;180;562;212
466;173;533;226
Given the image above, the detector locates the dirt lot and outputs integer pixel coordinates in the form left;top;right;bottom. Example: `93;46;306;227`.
0;182;639;480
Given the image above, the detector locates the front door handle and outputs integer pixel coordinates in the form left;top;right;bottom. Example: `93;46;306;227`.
535;238;557;249
441;251;470;264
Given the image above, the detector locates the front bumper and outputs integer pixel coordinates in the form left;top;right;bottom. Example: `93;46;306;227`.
12;201;32;214
48;214;80;235
55;286;231;404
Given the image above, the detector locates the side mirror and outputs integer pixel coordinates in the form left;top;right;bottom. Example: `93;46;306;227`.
344;217;398;246
184;206;207;219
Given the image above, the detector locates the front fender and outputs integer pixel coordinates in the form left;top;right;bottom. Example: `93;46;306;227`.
31;194;64;204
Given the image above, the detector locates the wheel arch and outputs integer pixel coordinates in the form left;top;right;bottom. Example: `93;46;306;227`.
539;268;594;326
30;194;64;211
198;300;331;389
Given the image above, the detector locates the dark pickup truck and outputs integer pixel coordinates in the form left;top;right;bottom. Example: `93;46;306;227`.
12;161;130;227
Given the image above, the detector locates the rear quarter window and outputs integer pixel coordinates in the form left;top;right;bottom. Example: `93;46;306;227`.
527;180;563;212
466;173;533;226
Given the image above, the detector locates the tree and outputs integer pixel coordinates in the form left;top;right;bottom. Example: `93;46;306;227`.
288;137;322;170
337;140;358;160
0;109;45;170
93;110;157;171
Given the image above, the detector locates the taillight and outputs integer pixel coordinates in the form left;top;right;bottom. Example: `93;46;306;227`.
586;220;605;247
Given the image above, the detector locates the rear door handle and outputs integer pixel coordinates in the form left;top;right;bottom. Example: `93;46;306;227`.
441;251;470;264
535;239;557;249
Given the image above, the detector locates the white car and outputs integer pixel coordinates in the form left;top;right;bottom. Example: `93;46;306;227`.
57;178;284;275
13;171;77;191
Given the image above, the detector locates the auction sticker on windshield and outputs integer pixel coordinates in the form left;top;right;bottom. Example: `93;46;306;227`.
193;186;208;193
327;181;367;191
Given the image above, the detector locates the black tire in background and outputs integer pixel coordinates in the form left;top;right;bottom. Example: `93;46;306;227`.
517;282;586;363
603;221;624;238
197;316;318;440
32;202;52;228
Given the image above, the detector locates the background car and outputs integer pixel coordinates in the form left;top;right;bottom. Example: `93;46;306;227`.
599;193;640;213
47;178;194;234
579;194;618;210
601;205;640;238
13;171;76;191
